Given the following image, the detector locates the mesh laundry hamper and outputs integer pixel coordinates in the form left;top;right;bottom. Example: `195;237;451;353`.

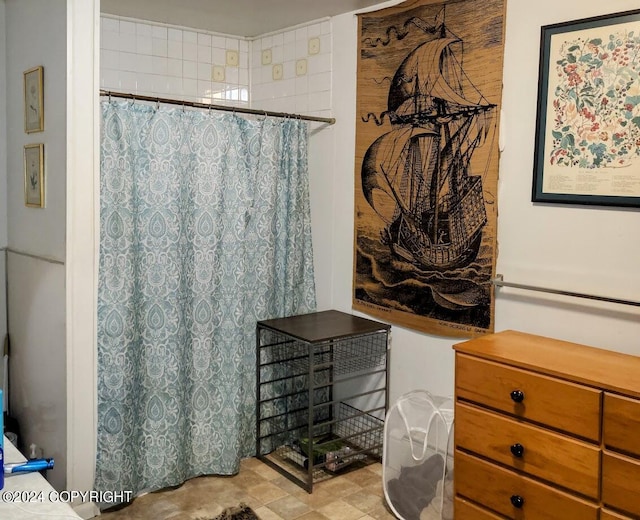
383;390;454;520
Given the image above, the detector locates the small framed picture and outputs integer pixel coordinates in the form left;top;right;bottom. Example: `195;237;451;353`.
24;143;44;208
532;9;640;208
24;66;44;133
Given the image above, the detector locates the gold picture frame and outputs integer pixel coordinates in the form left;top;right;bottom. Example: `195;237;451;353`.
24;143;44;208
24;66;44;133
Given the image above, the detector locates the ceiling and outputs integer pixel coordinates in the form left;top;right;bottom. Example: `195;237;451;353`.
100;0;387;38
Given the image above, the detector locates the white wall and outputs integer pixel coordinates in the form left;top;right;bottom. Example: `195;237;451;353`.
494;1;640;355
308;125;335;309
6;5;67;261
0;0;6;250
6;255;66;485
0;0;8;386
330;0;640;405
5;0;67;491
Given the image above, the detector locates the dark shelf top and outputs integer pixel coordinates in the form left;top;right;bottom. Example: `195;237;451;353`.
257;310;390;343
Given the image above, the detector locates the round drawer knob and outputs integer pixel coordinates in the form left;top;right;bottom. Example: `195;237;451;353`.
510;389;525;403
510;443;525;458
510;495;525;508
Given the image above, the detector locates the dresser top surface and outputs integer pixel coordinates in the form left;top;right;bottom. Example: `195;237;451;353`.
454;330;640;398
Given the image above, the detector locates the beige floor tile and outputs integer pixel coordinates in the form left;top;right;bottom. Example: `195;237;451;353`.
241;457;266;470
166;513;200;520
314;477;361;499
188;474;242;494
248;481;290;504
233;469;270;490
216;488;256;509
316;499;366;520
363;483;385;498
364;502;396;520
236;496;265;512
365;465;383;477
294;488;337;509
254;506;286;520
341;489;386;514
251;463;287;481
190;504;225;519
295;512;332;520
265;495;312;520
271;475;311;495
343;468;381;489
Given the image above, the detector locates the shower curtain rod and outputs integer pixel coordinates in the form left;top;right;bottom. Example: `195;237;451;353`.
99;89;336;125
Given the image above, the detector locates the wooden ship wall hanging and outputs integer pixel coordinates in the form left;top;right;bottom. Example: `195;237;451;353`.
353;0;506;337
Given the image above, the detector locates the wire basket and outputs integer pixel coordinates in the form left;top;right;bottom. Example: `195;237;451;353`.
265;402;383;483
257;329;387;379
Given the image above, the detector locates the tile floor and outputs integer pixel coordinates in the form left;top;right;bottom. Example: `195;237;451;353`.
96;458;396;520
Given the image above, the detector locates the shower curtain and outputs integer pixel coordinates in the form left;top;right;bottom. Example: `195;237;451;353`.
96;101;317;495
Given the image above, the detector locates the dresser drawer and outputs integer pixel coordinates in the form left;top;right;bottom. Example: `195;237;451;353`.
604;393;640;458
455;402;600;498
454;497;503;519
602;451;640;516
455;353;601;441
455;450;598;520
600;509;635;520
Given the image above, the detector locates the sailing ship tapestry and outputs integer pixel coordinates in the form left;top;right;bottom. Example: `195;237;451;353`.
353;0;506;337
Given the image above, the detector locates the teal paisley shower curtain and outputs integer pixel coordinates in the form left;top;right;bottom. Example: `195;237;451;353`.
96;101;316;494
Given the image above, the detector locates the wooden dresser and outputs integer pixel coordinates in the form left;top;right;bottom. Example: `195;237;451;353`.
453;330;640;520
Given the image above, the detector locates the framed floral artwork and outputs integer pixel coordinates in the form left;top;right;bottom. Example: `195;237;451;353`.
24;66;44;133
24;143;44;208
532;9;640;207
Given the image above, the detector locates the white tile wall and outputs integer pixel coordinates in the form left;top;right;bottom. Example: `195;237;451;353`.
100;16;332;117
251;21;332;118
100;15;249;107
